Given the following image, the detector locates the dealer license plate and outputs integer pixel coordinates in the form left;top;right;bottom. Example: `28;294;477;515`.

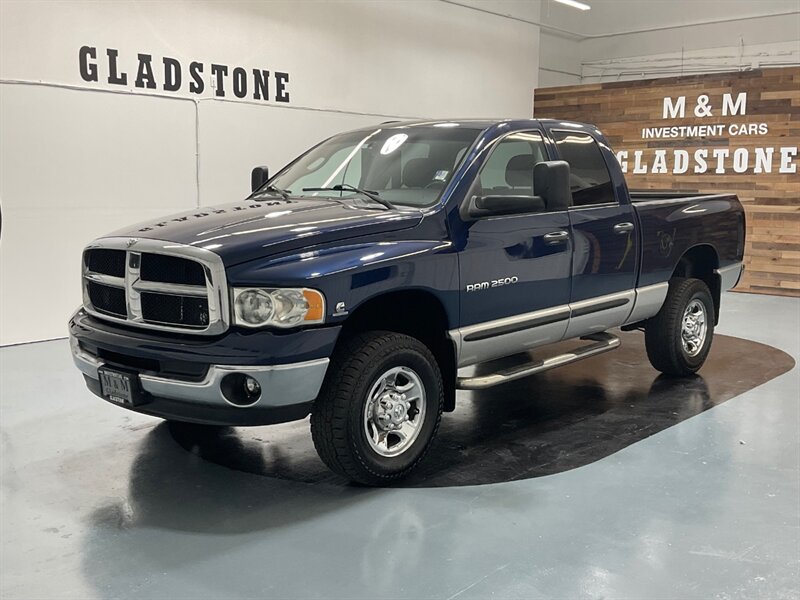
98;367;141;406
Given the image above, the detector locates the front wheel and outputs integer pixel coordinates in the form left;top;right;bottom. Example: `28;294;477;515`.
645;277;715;376
310;331;444;485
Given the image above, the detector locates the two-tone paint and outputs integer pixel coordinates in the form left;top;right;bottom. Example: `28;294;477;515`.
69;118;745;425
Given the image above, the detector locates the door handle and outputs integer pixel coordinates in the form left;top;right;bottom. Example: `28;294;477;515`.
544;230;570;245
613;222;634;234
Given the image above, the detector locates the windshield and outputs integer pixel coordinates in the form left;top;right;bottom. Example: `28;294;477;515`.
265;125;482;208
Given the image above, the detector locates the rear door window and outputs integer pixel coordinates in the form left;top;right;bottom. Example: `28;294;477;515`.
552;131;616;207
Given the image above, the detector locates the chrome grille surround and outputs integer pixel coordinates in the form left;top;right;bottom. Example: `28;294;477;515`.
82;237;230;335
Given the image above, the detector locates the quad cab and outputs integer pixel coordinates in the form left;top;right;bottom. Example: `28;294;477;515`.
70;119;745;484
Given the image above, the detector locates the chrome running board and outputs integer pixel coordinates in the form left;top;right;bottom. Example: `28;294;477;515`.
456;332;621;390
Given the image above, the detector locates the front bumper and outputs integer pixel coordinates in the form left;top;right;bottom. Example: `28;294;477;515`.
69;310;336;426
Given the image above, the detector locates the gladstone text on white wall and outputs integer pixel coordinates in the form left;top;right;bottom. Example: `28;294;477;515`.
0;0;540;345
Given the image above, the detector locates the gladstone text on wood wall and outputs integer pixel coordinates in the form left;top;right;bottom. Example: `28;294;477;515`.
534;67;799;297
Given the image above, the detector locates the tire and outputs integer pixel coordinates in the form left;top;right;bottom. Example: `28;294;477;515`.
645;277;715;376
310;331;444;486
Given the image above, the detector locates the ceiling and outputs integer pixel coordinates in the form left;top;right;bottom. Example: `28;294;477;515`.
540;0;800;37
443;0;800;38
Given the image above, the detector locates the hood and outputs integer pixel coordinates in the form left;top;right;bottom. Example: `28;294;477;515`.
106;197;424;266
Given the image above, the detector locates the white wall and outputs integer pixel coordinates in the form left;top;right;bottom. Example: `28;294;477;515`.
579;14;800;82
538;32;582;87
0;0;541;345
537;0;800;86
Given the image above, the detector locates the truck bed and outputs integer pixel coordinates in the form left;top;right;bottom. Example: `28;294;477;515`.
629;190;710;202
630;191;745;289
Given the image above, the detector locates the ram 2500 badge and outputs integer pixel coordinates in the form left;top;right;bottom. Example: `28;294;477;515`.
70;119;745;485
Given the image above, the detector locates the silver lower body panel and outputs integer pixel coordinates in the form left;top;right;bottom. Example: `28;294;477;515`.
565;290;635;339
451;305;570;369
623;282;669;325
70;336;329;409
715;262;744;291
449;285;668;368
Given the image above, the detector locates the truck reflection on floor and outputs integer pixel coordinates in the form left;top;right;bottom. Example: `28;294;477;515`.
167;330;793;488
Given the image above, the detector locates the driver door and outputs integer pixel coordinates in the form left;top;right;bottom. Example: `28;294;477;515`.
455;130;572;366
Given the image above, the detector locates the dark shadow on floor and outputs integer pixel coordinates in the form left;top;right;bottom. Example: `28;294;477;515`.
167;332;795;487
87;423;376;536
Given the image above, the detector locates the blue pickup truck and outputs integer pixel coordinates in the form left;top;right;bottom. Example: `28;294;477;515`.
70;119;745;484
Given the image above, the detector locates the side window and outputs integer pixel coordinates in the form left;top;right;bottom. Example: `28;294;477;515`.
478;131;547;197
552;131;616;207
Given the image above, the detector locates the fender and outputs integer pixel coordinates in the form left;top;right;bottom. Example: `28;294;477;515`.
225;238;461;329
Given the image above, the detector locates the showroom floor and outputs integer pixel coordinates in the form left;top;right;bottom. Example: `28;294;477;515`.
1;292;798;600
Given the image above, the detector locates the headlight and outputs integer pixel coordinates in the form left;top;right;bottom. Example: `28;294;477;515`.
233;288;325;328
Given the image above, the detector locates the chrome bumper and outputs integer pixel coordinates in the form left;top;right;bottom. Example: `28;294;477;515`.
70;335;329;410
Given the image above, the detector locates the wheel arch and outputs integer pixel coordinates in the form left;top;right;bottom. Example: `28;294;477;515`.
337;289;458;412
671;244;721;324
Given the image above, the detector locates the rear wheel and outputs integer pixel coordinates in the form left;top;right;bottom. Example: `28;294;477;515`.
645;277;715;376
311;331;443;485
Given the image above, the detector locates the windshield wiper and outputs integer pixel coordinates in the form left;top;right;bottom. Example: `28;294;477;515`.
302;184;394;210
261;184;291;200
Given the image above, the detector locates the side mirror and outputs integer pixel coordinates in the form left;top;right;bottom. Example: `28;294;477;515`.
251;166;270;192
533;160;572;211
468;194;546;218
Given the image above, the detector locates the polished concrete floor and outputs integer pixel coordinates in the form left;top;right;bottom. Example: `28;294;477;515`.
1;292;798;599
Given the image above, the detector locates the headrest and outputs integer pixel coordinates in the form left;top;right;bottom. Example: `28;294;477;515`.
505;154;536;187
533;160;572;211
402;158;437;188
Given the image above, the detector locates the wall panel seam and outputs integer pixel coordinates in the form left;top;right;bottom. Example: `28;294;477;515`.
0;79;422;120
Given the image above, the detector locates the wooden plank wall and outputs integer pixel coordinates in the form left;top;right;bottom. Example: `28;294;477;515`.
534;68;800;297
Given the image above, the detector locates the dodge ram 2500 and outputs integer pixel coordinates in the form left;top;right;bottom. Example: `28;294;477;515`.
70;119;745;484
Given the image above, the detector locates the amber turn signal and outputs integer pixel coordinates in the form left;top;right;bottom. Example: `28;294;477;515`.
302;289;325;322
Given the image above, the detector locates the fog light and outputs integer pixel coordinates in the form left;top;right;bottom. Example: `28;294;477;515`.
244;376;261;398
221;373;262;407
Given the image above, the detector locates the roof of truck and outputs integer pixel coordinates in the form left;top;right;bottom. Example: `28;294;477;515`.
377;118;593;126
359;118;596;132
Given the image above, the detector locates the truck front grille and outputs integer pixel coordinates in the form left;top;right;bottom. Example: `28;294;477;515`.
140;253;206;286
140;292;210;328
82;239;228;335
87;281;127;317
86;249;126;278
